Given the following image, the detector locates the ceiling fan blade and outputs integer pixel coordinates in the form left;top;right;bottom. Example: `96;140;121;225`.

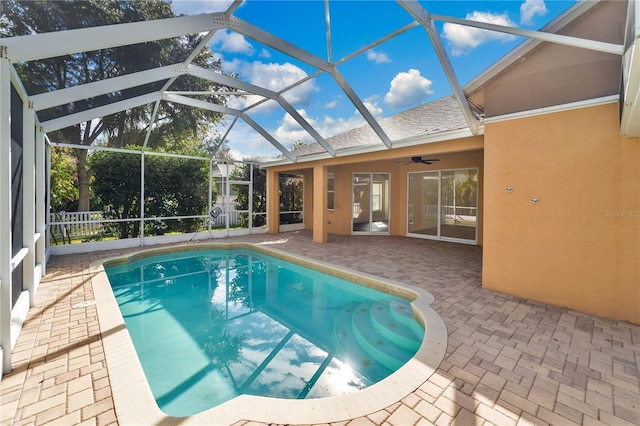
398;157;439;165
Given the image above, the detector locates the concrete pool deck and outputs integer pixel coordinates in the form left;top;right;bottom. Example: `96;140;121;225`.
2;231;639;425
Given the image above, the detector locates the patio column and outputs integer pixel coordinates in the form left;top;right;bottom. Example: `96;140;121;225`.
22;97;36;306
0;56;12;374
312;164;327;244
266;168;279;234
34;125;45;277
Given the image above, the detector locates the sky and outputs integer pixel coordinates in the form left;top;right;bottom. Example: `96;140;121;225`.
169;0;575;160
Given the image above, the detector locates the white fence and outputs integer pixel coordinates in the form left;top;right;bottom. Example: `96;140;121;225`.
49;211;104;243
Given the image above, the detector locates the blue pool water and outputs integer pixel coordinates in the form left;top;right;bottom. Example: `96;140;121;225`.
105;248;424;417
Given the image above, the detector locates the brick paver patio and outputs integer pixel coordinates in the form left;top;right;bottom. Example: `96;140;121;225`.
1;231;639;425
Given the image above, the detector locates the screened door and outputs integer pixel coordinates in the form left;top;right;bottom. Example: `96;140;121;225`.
352;173;390;234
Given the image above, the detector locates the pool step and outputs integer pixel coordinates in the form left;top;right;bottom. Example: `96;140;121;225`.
333;302;391;379
351;301;415;371
369;301;423;352
334;300;422;375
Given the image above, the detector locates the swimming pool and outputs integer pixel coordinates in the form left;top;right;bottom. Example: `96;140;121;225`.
91;243;447;424
105;248;425;416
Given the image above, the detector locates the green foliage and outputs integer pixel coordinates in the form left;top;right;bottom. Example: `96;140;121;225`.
279;174;304;225
228;260;266;310
89;149;212;239
89;150;142;239
230;165;304;227
144;155;211;233
455;171;478;207
49;147;79;211
441;170;478;208
202;307;245;367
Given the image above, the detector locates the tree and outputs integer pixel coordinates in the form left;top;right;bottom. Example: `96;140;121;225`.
143;154;210;234
3;0;230;210
210;140;234;160
279;174;304;224
49;147;79;213
89;150;142;239
89;148;211;239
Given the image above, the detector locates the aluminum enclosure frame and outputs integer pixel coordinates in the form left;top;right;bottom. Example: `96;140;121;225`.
0;0;636;379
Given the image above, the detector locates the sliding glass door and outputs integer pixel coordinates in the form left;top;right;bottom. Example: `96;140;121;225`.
352;173;390;234
407;168;478;243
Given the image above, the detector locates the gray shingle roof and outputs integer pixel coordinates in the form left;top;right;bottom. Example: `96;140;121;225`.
292;95;471;157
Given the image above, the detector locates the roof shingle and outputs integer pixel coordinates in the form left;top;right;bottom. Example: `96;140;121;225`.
292;95;471;157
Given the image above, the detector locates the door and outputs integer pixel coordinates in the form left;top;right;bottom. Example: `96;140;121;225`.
440;169;478;241
407;171;439;237
352;173;390;234
407;168;478;243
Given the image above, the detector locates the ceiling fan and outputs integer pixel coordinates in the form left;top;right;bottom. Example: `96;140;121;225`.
398;156;440;165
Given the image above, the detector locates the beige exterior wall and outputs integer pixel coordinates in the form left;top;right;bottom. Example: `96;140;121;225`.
483;102;640;323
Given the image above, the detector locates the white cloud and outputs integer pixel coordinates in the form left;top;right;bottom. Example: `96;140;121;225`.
275;109;318;144
224;122;282;160
227;95;278;112
170;0;235;16
259;48;271;58
520;0;547;25
384;69;434;109
251;62;318;109
442;11;518;56
225;94;390;158
366;49;391;64
274;99;384;145
215;56;242;74
324;99;338;109
219;60;318;113
210;30;255;55
318;114;367;138
362;98;384;118
244;62;311;94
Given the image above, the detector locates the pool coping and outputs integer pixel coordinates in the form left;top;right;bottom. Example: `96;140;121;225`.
89;242;448;425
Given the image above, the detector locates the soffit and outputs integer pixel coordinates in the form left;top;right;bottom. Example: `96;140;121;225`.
466;0;627;117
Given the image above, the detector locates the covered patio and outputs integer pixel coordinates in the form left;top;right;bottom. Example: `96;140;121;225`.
1;231;639;425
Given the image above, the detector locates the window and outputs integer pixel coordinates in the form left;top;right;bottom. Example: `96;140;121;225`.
372;182;382;211
407;168;478;243
327;173;334;210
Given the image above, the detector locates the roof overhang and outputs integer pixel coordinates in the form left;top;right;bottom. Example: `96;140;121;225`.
260;126;481;168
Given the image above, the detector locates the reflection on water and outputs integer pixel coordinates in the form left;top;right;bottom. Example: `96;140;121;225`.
106;249;423;417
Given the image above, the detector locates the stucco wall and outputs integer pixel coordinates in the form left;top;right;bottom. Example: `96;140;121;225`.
483;102;640;323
